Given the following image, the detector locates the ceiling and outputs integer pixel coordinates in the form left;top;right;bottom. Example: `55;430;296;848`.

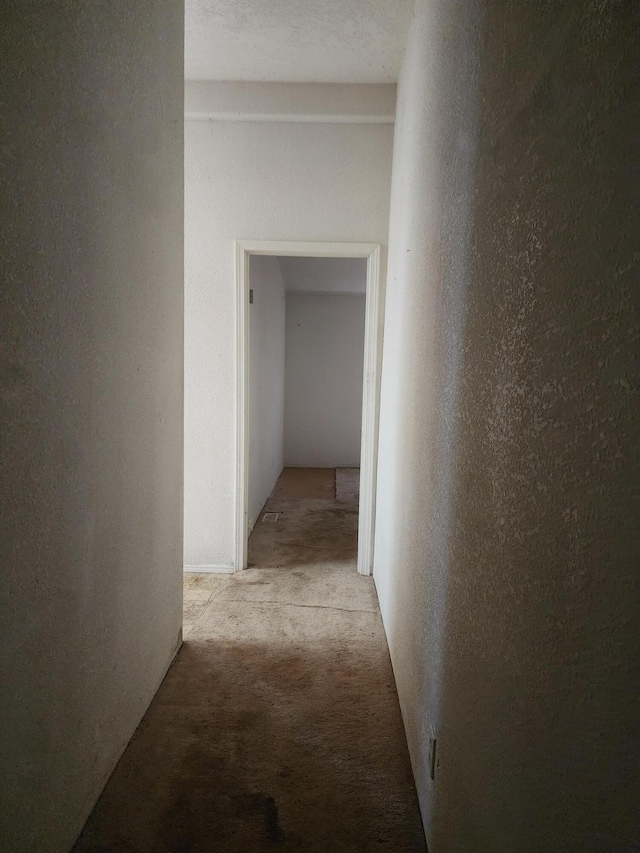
278;257;367;294
185;0;414;83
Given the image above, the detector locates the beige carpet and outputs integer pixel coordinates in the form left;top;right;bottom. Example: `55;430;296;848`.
335;467;360;508
73;469;425;852
270;467;336;501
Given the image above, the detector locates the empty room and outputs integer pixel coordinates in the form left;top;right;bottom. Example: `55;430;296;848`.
247;254;368;575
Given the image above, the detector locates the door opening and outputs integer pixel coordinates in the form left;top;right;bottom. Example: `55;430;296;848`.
235;241;384;575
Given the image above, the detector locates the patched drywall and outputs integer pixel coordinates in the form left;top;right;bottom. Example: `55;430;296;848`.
0;3;184;851
284;293;366;468
248;256;286;531
375;1;638;851
184;108;392;567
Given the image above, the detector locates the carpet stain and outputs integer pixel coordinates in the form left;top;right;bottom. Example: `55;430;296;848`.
73;469;425;852
261;795;285;843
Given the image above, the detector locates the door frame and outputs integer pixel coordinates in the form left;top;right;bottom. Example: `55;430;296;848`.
234;240;384;576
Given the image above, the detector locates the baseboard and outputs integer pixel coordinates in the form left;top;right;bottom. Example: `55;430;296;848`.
183;564;235;574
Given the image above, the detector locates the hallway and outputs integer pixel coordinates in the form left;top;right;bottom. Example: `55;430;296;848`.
73;469;425;852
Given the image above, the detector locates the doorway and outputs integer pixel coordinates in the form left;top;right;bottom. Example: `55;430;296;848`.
235;241;384;575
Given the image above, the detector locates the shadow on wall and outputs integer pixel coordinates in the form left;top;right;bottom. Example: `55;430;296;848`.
376;1;638;852
432;4;639;851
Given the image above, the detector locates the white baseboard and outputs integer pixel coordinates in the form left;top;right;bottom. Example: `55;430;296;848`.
183;564;235;574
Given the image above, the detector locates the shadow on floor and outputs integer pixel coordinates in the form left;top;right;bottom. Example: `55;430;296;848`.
73;627;425;852
73;467;425;852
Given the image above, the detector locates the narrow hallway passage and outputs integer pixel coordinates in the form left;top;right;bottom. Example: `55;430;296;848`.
73;469;425;852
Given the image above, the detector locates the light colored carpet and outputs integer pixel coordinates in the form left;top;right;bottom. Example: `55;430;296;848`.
270;467;335;501
248;497;357;570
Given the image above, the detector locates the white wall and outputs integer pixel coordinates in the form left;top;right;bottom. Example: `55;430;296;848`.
248;256;286;530
284;293;366;468
375;1;638;851
0;3;184;851
184;92;393;567
279;256;367;294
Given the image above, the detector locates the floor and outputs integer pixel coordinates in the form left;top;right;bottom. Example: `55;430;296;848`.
74;468;425;852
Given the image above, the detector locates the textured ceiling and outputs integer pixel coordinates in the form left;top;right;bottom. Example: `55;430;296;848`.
185;0;414;83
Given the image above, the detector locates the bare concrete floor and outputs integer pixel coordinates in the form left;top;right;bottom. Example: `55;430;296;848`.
73;468;425;852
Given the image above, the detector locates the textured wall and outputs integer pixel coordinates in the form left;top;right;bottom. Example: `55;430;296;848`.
375;1;639;851
184;117;392;567
248;256;286;531
284;293;366;468
0;4;184;851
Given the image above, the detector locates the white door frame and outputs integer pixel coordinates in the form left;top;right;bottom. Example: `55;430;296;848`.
234;240;384;576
